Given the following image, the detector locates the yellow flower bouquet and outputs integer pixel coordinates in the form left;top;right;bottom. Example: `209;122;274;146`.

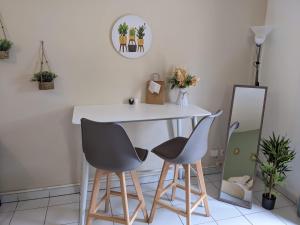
169;67;200;89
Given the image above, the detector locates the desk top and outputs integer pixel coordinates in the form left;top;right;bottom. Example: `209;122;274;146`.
72;103;211;124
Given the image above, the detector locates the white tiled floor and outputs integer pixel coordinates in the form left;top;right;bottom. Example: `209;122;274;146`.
1;175;299;225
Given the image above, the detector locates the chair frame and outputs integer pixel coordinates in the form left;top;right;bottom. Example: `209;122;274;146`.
149;161;210;225
87;169;148;225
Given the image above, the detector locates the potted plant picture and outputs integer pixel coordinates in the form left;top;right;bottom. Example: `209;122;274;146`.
0;18;13;59
257;133;296;210
31;41;57;90
128;27;137;52
118;22;128;52
136;24;146;52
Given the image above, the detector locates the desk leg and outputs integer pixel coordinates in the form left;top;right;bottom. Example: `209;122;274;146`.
176;119;184;179
80;153;89;225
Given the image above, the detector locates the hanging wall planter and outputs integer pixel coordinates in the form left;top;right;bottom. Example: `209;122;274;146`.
31;41;57;90
0;17;13;59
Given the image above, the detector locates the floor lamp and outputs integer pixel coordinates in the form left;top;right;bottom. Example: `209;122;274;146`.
251;26;272;86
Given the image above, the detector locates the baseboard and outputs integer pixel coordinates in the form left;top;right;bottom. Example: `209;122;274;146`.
0;166;220;204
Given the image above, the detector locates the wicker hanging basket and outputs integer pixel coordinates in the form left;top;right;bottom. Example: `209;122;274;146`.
33;41;57;90
0;17;12;59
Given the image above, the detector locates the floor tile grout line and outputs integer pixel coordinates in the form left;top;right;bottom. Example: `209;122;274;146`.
8;201;18;225
42;193;51;225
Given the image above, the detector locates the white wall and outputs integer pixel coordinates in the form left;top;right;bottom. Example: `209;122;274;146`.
0;0;267;193
261;0;300;201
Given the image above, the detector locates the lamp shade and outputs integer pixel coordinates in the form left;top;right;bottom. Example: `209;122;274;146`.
251;26;272;45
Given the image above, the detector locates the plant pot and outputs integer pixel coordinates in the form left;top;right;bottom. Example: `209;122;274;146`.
128;44;137;52
119;36;127;45
129;35;135;41
262;193;276;210
39;81;54;90
138;39;144;46
0;51;9;59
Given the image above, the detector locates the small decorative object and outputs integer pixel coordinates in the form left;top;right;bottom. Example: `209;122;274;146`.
112;15;152;58
146;73;165;105
0;17;13;59
257;133;296;210
128;98;135;105
31;41;57;90
169;67;200;107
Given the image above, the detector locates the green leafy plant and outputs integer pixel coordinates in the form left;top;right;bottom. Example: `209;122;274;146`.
118;22;128;36
0;38;13;51
136;24;146;39
129;27;136;36
31;71;57;82
257;133;296;199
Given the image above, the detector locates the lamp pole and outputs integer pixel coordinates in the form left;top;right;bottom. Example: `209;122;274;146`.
254;44;262;86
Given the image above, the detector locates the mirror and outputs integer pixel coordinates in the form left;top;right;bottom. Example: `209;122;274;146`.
219;85;267;208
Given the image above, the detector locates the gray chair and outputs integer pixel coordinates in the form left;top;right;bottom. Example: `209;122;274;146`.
149;110;222;225
81;118;148;225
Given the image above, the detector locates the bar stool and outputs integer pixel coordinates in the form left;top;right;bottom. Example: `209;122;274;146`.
81;118;149;225
148;110;222;225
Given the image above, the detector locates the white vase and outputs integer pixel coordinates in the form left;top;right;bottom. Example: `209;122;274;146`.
176;88;189;107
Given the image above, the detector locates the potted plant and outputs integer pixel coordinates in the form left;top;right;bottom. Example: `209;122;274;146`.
0;38;12;59
257;133;296;210
32;71;57;90
168;67;200;107
136;24;146;52
128;27;137;52
118;22;128;52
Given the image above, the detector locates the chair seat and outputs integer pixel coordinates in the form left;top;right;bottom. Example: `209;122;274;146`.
135;147;148;161
152;137;188;161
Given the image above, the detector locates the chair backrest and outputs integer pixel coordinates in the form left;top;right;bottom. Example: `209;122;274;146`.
227;121;239;143
175;110;223;164
81;118;142;172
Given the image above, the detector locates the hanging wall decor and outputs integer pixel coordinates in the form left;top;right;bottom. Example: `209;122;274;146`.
31;41;57;90
0;16;13;59
111;15;152;58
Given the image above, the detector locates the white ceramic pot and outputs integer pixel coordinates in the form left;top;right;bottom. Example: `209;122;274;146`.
176;88;189;107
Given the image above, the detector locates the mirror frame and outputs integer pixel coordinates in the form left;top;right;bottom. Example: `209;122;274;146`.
218;84;268;208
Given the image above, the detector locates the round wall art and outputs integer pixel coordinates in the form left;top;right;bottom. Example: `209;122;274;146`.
111;15;152;58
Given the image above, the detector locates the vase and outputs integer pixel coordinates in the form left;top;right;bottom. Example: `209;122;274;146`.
176;88;189;107
262;193;276;210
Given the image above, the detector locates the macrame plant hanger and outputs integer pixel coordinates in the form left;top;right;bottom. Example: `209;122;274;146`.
0;17;7;39
39;41;51;84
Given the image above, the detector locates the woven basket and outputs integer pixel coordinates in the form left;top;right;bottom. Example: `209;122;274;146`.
0;51;9;59
39;81;54;90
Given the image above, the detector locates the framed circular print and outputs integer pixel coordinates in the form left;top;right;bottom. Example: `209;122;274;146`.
111;15;152;58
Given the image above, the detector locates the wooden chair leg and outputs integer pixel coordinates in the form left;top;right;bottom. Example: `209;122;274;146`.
183;164;191;225
131;171;148;222
119;172;130;225
148;162;170;223
105;174;111;212
195;161;210;217
87;169;102;225
171;164;179;201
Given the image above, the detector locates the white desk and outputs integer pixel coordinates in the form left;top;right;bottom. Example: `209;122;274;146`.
72;103;211;225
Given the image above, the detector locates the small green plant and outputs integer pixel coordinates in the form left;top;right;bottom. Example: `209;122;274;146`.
257;133;296;199
129;27;136;36
136;24;146;39
32;71;57;82
118;22;128;36
0;38;13;51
